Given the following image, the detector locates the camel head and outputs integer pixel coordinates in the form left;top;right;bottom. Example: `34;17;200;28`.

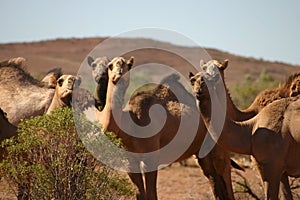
189;71;211;100
87;56;110;84
189;59;228;100
200;59;228;80
55;75;81;106
107;56;134;84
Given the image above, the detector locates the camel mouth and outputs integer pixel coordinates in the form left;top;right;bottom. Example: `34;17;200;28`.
112;75;122;84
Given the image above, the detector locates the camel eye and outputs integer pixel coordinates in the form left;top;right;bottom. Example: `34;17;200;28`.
190;78;196;85
108;63;113;71
58;78;64;87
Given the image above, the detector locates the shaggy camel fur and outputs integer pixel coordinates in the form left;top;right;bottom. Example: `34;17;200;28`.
87;57;240;200
190;63;300;200
200;59;300;199
0;57;78;124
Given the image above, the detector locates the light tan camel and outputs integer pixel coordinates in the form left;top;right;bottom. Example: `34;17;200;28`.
0;57;79;124
200;59;300;199
190;64;300;200
46;75;81;114
87;56;241;200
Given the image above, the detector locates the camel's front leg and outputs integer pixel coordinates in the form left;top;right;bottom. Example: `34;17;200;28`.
197;146;235;200
145;170;158;200
128;172;146;200
259;163;281;200
279;173;292;200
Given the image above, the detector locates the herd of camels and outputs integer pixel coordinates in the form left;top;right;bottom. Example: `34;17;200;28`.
0;55;299;200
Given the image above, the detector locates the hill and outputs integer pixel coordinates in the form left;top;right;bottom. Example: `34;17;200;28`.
0;37;298;87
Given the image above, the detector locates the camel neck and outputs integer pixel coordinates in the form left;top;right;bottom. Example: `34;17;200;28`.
198;89;252;155
94;79;108;110
46;91;69;114
216;79;257;121
97;79;127;133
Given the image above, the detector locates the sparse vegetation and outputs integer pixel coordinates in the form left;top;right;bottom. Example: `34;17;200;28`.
0;108;133;200
232;68;280;109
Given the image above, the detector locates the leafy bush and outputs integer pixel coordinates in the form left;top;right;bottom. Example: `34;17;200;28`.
232;68;280;109
0;108;133;200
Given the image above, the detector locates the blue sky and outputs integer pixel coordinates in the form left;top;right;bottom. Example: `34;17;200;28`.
1;0;299;65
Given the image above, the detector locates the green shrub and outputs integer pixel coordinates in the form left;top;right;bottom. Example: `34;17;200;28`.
232;68;280;109
0;107;133;200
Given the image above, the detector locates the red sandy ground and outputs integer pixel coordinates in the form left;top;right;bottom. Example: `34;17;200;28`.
1;160;300;199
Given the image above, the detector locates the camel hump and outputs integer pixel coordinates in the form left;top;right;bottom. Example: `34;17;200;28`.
0;57;26;67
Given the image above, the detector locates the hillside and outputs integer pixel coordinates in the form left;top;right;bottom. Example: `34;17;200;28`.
0;37;299;87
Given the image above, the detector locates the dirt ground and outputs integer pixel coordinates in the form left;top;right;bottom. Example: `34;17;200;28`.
2;158;299;200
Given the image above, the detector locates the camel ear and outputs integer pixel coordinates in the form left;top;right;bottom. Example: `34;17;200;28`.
75;76;82;87
199;60;205;67
87;56;94;67
189;72;195;79
46;76;57;88
127;56;134;69
220;59;229;70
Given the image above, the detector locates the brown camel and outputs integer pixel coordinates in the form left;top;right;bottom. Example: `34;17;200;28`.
87;56;109;111
0;108;17;142
0;57;79;124
0;108;17;161
201;59;300;199
86;56;240;200
216;60;300;121
190;64;300;200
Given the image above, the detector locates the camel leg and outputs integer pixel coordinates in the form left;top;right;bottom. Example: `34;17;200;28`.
143;155;158;200
211;146;235;200
259;164;281;200
197;149;234;200
279;173;293;200
128;172;146;200
144;170;158;200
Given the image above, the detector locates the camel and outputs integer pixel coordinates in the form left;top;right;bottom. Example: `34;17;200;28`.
189;63;300;200
0;108;17;161
87;56;109;111
46;75;81;114
212;60;300;121
199;59;300;199
0;108;17;143
86;56;241;200
0;57;79;124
